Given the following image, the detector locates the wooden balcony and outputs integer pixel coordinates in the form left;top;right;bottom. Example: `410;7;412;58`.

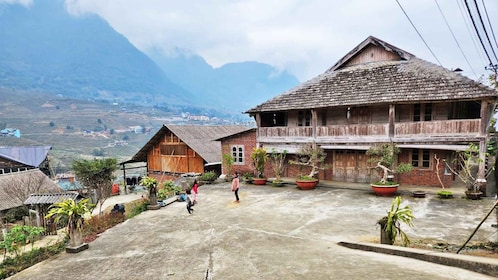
258;119;482;143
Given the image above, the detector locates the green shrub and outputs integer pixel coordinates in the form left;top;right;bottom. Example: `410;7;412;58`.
200;171;217;182
157;180;181;200
127;199;149;218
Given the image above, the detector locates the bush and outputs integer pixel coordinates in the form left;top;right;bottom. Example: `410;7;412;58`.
127;199;149;219
200;171;217;183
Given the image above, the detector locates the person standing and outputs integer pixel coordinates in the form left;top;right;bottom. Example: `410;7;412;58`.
192;179;199;204
186;188;194;214
231;172;240;203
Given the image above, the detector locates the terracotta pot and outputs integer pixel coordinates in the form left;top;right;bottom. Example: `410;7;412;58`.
252;178;267;185
296;179;318;190
371;184;399;196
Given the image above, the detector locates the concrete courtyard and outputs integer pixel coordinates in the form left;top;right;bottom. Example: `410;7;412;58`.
9;181;498;279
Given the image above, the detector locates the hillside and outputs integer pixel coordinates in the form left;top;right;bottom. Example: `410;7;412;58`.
0;0;191;107
0;88;245;173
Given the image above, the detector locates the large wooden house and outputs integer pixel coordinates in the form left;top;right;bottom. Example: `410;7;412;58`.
245;36;498;190
124;124;249;182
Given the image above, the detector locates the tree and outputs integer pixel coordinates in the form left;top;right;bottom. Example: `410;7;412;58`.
72;158;118;215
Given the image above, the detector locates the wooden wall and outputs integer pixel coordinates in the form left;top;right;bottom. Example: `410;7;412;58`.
147;131;205;174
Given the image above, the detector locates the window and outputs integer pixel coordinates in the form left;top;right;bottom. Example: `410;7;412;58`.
413;103;432;122
231;145;244;164
298;110;311;126
411;149;431;168
260;112;287;127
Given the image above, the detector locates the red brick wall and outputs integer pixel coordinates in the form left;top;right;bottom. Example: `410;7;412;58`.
220;130;256;176
397;150;453;188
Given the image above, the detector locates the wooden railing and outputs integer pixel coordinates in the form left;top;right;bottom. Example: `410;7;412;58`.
394;119;480;135
258;119;481;140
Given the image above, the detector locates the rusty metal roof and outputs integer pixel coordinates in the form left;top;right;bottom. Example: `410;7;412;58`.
246;36;498;114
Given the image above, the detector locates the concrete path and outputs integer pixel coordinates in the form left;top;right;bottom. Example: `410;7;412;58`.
8;181;498;279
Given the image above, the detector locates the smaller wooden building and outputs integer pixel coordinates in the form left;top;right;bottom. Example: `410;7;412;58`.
123;124;249;182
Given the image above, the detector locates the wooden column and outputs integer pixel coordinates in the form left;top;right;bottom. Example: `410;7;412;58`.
311;109;317;139
254;113;261;146
477;100;489;195
388;104;395;138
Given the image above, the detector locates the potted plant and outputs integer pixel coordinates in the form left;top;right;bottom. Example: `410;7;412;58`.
45;198;93;253
366;143;412;196
223;153;235;182
251;147;269;185
378;196;415;246
433;153;453;199
270;148;287;187
242;172;254;184
157;180;181;206
140;176;160;210
443;143;494;200
290;143;327;190
199;171;218;185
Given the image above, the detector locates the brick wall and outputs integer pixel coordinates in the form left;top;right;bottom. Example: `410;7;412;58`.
397;150;453;188
220;130;256;176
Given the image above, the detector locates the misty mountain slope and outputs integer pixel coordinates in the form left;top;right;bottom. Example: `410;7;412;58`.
0;0;191;106
146;49;300;112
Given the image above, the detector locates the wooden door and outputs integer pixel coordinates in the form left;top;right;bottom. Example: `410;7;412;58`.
333;150;369;183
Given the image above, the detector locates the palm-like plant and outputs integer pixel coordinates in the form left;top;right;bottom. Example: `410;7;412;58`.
251;147;269;179
378;196;415;246
46;198;93;247
141;176;158;205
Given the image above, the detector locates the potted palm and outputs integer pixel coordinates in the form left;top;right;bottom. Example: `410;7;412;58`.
251;147;269;185
45;198;93;253
141;176;160;210
290;143;327;190
378;196;415;246
366;143;412;196
223;153;235;182
270;149;287;187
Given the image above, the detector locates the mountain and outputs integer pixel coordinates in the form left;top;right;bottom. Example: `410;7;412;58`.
0;0;190;106
0;0;299;116
146;48;299;112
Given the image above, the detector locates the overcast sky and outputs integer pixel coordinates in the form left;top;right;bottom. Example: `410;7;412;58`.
6;0;498;83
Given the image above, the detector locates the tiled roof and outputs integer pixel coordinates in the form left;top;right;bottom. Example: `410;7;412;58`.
0;169;62;211
128;125;250;164
246;37;497;114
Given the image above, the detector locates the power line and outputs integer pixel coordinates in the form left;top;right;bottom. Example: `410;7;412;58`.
396;0;442;65
480;0;498;53
457;0;487;67
471;0;498;62
434;0;478;78
463;0;495;67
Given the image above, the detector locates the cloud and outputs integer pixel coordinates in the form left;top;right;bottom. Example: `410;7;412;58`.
65;0;498;82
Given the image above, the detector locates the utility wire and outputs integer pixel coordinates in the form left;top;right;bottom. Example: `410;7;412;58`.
434;0;478;78
464;0;495;66
457;0;487;67
480;0;498;53
396;0;442;65
471;0;498;62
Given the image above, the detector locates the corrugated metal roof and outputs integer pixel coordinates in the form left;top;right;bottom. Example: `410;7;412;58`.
0;169;62;211
0;146;52;167
24;192;81;205
128;125;249;164
246;36;498;114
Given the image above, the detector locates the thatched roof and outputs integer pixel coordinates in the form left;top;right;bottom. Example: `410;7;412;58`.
246;36;497;114
0;169;62;212
128;125;249;164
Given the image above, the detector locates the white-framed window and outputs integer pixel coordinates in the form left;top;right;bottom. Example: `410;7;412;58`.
231;145;244;164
